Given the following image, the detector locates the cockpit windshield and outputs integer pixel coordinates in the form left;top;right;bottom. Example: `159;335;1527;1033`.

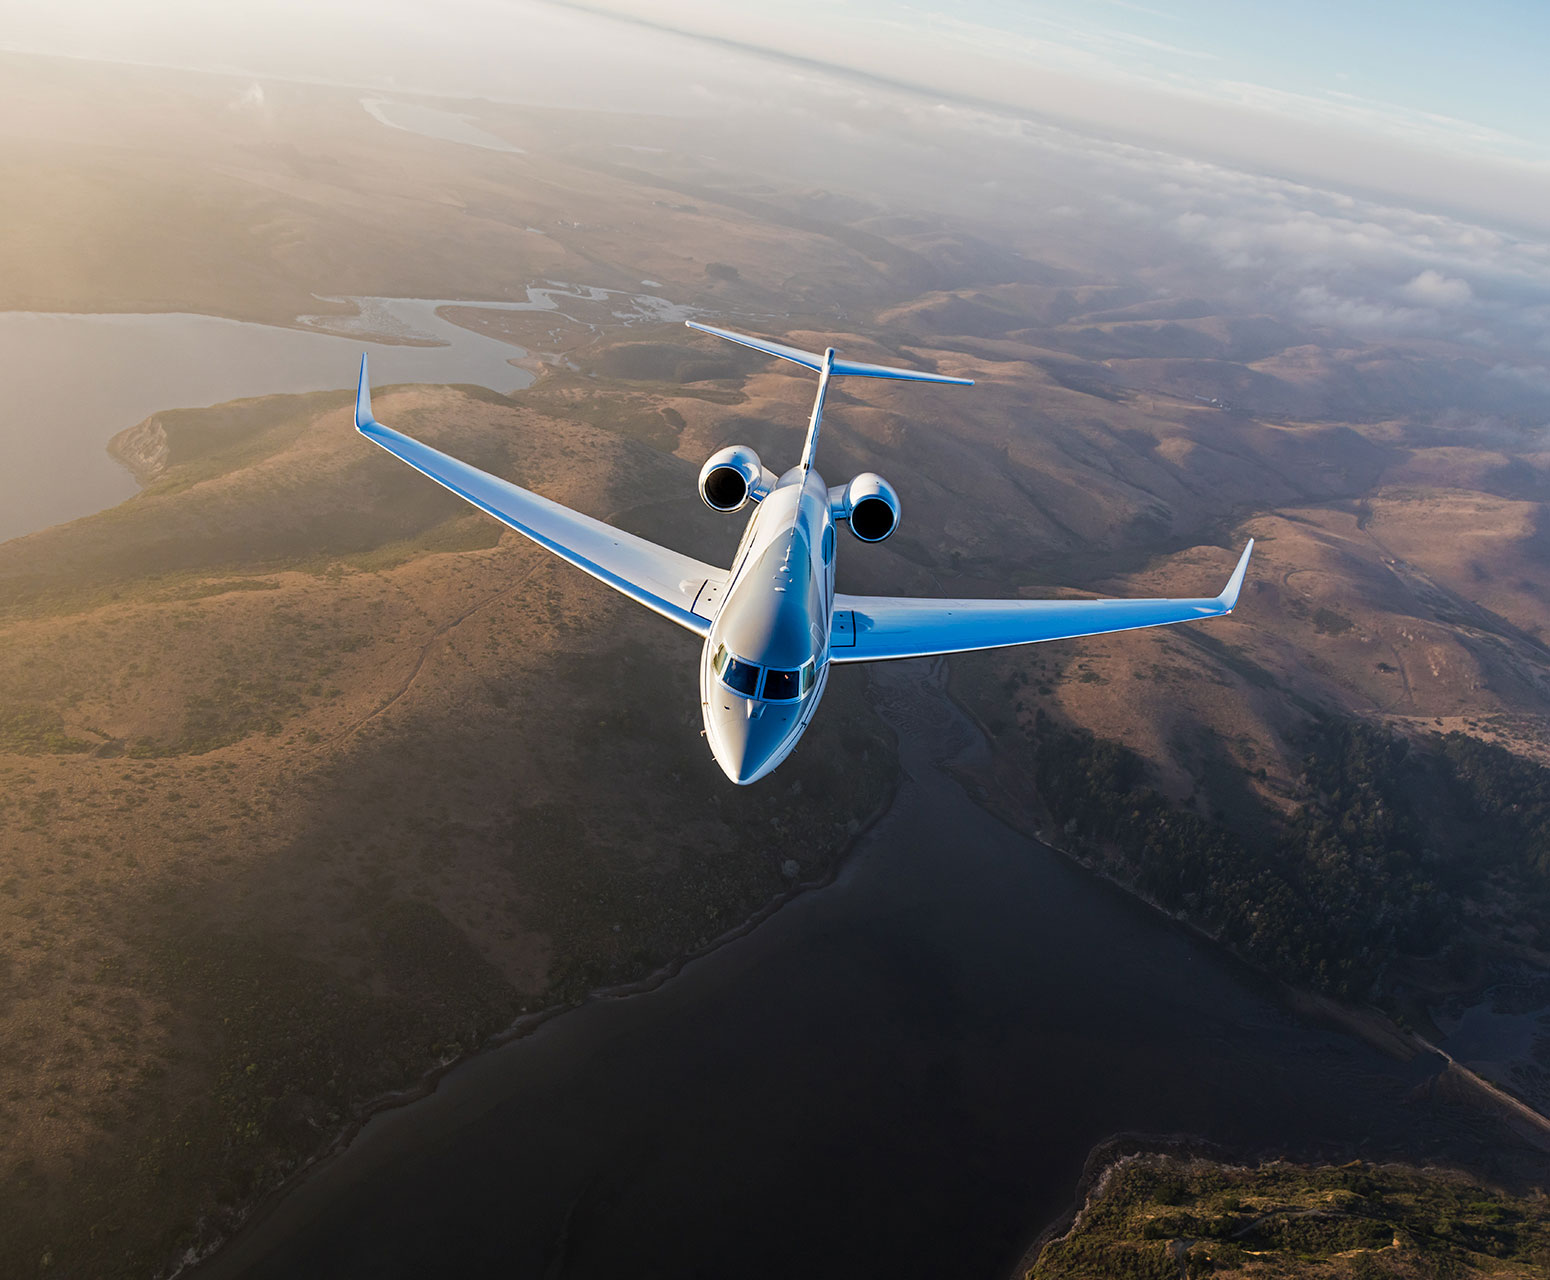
711;644;816;701
724;658;760;697
763;667;800;700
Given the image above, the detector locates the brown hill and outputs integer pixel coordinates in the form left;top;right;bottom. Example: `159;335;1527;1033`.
0;384;895;1276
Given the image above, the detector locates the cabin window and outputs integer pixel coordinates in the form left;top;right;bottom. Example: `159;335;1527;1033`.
722;657;761;697
762;667;801;701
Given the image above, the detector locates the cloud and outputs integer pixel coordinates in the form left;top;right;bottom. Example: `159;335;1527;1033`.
1400;270;1473;307
861;91;1550;362
1489;364;1550;395
1291;286;1437;335
229;81;266;112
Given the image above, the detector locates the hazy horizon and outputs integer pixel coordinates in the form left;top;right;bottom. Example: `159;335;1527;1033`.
3;0;1547;239
3;0;1549;385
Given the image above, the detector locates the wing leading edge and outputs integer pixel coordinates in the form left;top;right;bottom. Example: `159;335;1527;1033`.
353;356;723;636
831;542;1253;664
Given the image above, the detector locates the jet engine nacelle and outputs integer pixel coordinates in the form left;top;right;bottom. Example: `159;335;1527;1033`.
836;472;901;543
698;445;774;512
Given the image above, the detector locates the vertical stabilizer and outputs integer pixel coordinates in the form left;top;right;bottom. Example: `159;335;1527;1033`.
801;349;836;472
684;321;973;472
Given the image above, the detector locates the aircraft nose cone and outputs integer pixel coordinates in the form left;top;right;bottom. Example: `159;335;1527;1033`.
708;707;762;785
706;699;796;785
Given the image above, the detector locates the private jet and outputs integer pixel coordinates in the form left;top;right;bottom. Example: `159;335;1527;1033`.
354;322;1252;784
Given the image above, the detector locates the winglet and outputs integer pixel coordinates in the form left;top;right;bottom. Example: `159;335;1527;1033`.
1218;539;1254;610
355;353;376;430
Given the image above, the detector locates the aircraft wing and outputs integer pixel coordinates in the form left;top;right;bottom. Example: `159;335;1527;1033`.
830;542;1253;663
353;356;724;636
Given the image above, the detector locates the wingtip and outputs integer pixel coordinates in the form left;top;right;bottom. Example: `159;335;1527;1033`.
354;353;374;430
1220;539;1254;610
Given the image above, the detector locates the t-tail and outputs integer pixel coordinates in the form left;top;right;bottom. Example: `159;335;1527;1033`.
684;321;972;472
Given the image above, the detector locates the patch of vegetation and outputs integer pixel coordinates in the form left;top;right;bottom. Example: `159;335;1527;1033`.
1314;607;1356;636
0;899;522;1278
1030;1155;1550;1279
157;576;284;601
1030;712;1466;999
586;341;749;386
336;512;504;573
1435;732;1550;883
0;708;95;755
134;390;351;492
167;674;300;754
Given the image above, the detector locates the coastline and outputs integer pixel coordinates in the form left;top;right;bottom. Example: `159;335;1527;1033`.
169;650;1547;1280
937;672;1550;1168
1009;1134;1550;1280
176;724;901;1278
166;656;1519;1280
1008;1134;1232;1280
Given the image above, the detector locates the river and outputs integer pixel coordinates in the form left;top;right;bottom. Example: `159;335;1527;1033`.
193;659;1507;1280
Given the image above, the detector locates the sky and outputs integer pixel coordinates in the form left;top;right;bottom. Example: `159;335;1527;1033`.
571;0;1550;161
895;0;1549;158
4;0;1545;168
545;0;1550;235
3;0;1537;194
2;0;1548;369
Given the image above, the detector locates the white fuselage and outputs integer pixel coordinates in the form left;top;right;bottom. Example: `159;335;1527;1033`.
699;465;837;784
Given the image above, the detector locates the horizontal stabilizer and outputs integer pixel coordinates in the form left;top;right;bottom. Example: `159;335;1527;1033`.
686;321;973;385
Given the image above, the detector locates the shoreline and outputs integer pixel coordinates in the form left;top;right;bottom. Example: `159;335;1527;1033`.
177;655;1547;1280
167;657;1522;1280
1008;1134;1233;1280
0;301;456;346
176;715;902;1278
938;673;1550;1115
935;671;1550;1276
1006;1133;1550;1280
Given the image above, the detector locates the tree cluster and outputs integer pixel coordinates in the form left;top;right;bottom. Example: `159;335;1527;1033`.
1025;711;1541;1000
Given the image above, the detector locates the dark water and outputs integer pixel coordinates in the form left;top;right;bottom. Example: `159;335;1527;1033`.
198;662;1498;1280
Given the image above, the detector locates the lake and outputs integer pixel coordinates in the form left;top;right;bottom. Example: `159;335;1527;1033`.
0;297;543;544
194;660;1511;1280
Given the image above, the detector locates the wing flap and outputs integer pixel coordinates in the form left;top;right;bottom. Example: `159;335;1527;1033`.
831;543;1253;663
355;356;723;636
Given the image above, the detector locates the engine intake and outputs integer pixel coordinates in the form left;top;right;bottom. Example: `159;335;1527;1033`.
698;445;773;512
838;472;900;542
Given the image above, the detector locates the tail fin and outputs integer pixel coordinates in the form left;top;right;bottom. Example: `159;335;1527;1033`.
685;322;974;386
686;321;972;473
